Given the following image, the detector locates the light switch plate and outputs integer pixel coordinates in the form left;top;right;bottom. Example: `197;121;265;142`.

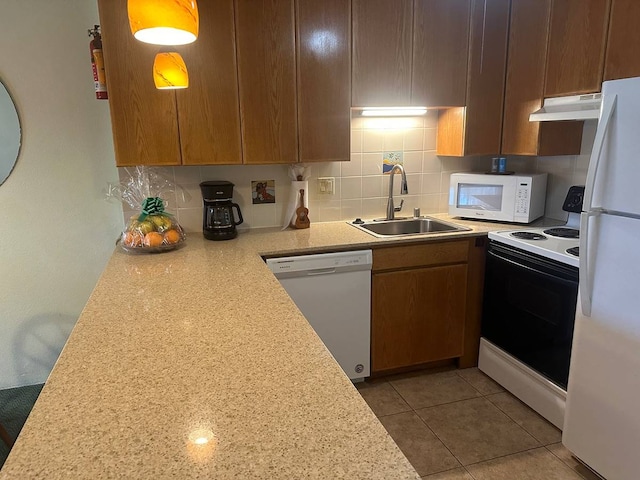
318;177;335;195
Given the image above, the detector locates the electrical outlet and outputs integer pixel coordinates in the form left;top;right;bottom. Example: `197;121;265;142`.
318;177;335;195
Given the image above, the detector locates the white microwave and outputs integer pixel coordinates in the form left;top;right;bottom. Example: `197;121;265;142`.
449;173;548;223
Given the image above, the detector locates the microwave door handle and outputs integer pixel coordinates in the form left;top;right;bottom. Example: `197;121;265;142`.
583;93;617;213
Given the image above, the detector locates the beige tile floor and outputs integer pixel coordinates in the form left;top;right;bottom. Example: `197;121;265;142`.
356;368;602;480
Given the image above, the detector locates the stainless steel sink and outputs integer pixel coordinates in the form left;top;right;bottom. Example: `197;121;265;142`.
350;217;471;238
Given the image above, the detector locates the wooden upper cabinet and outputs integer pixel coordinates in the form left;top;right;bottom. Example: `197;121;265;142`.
175;0;241;165
352;0;413;106
544;0;611;97
97;0;181;166
296;0;351;162
502;0;550;155
502;0;583;156
462;0;510;155
412;0;471;108
436;0;510;157
604;0;640;81
235;0;298;164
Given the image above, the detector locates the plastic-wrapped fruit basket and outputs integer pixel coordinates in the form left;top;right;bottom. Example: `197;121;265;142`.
119;211;186;254
106;167;189;254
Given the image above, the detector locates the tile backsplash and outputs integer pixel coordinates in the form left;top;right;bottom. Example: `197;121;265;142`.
117;114;595;232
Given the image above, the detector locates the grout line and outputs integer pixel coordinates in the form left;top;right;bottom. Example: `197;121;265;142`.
368;371;564;477
463;445;547;468
453;370;487;397
484;394;561;447
544;444;597;480
412;411;463;470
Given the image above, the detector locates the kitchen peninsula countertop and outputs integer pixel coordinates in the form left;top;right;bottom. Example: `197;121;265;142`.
0;216;532;479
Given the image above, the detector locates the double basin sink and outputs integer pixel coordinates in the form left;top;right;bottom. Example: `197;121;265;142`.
350;216;471;238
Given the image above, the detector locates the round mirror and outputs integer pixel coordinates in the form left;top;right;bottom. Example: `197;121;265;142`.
0;80;21;185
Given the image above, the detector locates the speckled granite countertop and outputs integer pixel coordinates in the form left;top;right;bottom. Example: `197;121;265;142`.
0;216;533;479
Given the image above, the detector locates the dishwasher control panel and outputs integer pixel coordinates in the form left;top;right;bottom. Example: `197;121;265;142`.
265;250;373;275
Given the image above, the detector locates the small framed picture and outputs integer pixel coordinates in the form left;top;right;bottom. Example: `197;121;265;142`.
383;151;404;174
251;180;276;204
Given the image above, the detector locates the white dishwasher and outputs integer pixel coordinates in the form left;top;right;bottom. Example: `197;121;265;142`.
266;250;372;381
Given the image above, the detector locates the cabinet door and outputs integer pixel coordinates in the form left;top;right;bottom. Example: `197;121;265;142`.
501;0;583;156
97;0;181;166
604;0;640;81
352;0;413;106
235;0;298;164
176;0;241;165
412;0;470;108
544;0;611;97
436;0;510;157
502;0;551;155
372;265;467;373
462;0;510;155
296;0;351;162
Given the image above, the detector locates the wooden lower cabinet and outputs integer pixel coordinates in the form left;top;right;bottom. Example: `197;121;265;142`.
372;264;467;371
371;238;486;374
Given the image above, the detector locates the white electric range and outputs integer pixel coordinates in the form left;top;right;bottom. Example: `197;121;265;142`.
488;214;580;267
479;186;584;429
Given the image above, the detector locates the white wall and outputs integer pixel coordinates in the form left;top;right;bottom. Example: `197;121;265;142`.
0;1;122;389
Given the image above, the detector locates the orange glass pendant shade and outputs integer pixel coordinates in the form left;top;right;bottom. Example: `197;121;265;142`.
153;52;189;89
128;0;199;46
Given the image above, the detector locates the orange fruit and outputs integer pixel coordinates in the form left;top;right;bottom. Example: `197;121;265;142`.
143;231;163;248
124;231;143;247
163;229;181;244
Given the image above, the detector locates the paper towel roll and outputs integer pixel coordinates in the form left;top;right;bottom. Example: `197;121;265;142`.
282;180;309;230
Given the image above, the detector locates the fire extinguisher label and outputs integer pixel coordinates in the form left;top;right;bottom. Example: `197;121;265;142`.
89;26;108;100
92;48;108;99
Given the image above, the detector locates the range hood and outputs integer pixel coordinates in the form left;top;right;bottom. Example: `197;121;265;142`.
529;93;602;122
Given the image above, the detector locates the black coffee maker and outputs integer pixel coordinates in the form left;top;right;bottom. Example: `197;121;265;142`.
200;181;243;240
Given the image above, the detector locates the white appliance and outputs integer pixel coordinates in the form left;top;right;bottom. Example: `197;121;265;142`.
266;250;372;381
563;76;640;480
529;93;602;122
479;187;583;429
449;172;547;223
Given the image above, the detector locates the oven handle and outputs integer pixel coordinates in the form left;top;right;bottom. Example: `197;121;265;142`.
487;249;578;288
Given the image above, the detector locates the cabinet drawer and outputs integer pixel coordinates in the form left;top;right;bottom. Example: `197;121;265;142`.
372;240;469;272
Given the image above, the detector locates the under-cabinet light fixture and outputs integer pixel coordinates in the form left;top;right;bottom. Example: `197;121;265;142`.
360;107;428;117
153;52;189;89
128;0;199;46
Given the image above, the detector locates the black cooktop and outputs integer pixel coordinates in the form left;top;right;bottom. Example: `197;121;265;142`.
511;232;547;240
543;227;580;239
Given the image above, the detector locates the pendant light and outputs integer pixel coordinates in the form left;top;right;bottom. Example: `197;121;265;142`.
128;0;199;46
153;52;189;89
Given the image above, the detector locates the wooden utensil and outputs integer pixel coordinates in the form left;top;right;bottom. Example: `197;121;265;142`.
294;189;310;229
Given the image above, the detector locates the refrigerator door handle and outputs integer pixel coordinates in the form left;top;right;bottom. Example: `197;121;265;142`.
579;211;600;317
583;94;617;212
579;212;591;316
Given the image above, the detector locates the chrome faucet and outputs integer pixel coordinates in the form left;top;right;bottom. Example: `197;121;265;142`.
386;164;408;220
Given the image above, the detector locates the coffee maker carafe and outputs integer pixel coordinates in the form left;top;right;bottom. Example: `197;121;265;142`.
200;181;243;240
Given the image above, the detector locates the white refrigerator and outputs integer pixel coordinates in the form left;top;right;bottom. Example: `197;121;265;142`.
563;76;640;479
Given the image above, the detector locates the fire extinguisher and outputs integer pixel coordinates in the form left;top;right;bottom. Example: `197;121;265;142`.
88;25;108;100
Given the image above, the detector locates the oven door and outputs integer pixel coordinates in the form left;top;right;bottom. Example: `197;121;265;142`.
482;241;579;389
